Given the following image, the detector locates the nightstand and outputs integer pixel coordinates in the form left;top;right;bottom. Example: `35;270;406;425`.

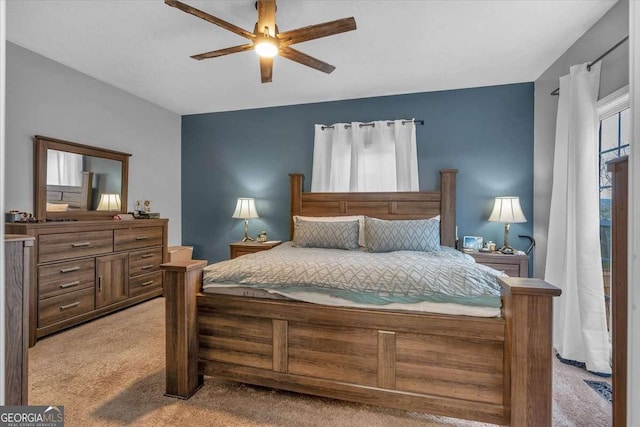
229;241;282;259
469;251;528;277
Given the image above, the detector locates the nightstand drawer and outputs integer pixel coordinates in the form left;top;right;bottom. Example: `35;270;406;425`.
114;227;163;251
38;287;95;327
469;252;528;277
229;241;282;259
39;231;113;263
38;258;95;299
129;247;163;276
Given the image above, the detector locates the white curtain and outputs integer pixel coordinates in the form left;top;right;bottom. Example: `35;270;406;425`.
47;149;82;186
545;62;611;375
311;120;418;192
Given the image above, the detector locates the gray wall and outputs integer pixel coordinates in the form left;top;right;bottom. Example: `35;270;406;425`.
533;1;629;278
5;42;182;245
182;83;534;264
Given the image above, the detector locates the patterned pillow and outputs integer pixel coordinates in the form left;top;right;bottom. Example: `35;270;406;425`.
365;217;440;253
293;218;360;250
293;215;366;247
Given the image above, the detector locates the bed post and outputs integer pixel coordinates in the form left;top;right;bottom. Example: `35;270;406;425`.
500;277;561;426
439;169;457;247
162;259;207;399
290;173;304;240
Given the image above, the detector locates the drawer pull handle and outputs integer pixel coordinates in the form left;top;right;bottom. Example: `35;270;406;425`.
60;281;80;289
141;280;154;287
71;242;91;248
141;265;155;270
135;236;149;241
60;266;80;273
141;254;154;259
60;302;79;310
98;276;103;292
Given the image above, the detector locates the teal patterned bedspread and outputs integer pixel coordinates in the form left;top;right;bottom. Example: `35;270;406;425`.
203;243;504;308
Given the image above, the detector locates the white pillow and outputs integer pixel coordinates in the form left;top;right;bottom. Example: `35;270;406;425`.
47;202;69;212
293;215;365;247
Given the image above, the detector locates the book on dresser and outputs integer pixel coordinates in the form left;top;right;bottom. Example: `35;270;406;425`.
6;218;168;346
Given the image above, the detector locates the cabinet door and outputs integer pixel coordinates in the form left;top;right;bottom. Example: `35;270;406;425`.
96;253;129;308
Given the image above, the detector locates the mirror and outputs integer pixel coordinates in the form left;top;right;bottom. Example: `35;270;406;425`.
35;135;131;221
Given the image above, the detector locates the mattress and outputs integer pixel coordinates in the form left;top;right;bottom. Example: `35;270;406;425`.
202;242;505;317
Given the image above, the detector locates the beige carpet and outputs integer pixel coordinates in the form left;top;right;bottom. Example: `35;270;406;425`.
29;298;611;427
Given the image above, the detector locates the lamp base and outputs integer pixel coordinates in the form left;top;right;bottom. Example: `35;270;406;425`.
241;218;254;242
498;245;515;255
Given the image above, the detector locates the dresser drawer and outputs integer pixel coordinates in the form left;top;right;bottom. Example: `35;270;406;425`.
38;287;95;327
39;231;113;263
38;258;95;299
129;271;163;298
129;247;163;277
114;227;163;252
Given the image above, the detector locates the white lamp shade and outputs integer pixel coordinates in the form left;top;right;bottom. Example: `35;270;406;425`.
488;197;526;223
96;193;121;211
232;198;259;219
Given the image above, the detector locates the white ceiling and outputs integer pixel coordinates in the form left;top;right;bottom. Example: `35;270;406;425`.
7;0;616;115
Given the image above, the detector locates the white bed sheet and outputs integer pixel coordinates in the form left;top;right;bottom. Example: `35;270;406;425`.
202;283;501;317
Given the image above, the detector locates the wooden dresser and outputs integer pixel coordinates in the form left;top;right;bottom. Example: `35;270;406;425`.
5;234;34;405
6;219;168;346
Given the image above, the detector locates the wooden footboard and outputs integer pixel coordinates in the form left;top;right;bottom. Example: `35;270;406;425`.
162;262;560;426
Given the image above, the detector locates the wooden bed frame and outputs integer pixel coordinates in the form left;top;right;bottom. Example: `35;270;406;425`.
162;170;560;426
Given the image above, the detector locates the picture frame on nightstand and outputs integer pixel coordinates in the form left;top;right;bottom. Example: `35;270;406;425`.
463;235;483;251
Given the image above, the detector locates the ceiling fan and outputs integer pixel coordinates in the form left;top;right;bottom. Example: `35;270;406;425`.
165;0;357;83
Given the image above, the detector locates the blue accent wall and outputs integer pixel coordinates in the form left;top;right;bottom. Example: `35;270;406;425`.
182;83;534;266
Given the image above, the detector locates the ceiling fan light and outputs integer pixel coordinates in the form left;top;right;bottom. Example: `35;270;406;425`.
255;39;278;58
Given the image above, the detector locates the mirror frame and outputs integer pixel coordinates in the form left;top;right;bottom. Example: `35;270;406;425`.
35;135;131;221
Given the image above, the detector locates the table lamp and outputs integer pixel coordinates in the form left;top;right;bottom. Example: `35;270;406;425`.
488;196;526;254
232;198;259;242
96;193;121;211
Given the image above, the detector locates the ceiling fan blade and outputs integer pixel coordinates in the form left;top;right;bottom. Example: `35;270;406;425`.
257;0;276;36
165;0;255;40
191;44;254;60
280;47;335;74
277;17;356;46
260;56;273;83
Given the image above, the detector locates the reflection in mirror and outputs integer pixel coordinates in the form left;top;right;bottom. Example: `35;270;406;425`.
35;135;131;221
45;149;123;212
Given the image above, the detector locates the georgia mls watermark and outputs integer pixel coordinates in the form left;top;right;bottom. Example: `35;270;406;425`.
0;406;64;427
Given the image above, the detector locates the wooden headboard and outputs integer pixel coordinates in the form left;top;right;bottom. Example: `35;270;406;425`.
46;171;93;211
289;169;457;247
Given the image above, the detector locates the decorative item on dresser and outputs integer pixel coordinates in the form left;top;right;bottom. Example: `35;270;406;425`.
229;240;282;259
469;251;529;277
4;234;34;405
6;219;169;346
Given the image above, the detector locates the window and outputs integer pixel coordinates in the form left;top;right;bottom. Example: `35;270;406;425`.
597;86;629;326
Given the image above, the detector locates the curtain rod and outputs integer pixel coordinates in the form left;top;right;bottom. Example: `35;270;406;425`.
321;119;424;131
550;36;629;96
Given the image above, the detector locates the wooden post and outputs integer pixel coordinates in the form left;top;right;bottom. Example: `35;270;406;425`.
289;173;304;239
608;156;628;427
162;260;207;399
500;277;561;426
439;169;457;247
